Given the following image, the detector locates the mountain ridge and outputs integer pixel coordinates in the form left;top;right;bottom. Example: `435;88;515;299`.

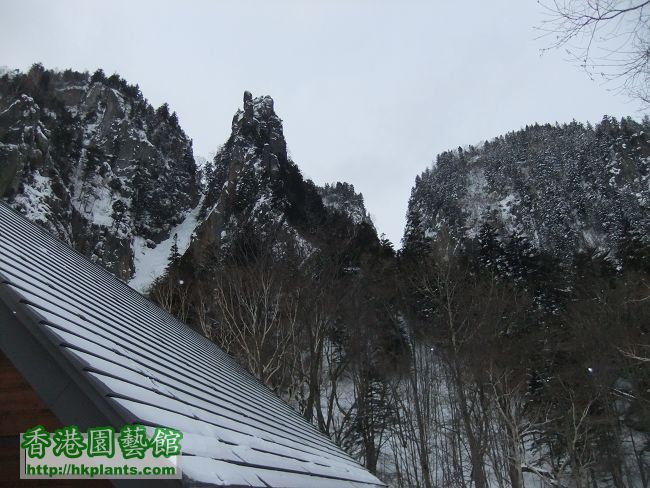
0;66;379;292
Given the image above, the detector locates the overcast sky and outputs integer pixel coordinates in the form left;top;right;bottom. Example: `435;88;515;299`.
1;0;643;246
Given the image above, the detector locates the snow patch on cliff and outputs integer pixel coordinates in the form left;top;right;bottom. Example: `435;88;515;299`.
129;196;204;293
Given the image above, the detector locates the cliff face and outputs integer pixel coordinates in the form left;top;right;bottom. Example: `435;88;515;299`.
0;65;200;279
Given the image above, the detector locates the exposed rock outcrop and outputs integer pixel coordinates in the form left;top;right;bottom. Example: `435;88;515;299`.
0;65;200;279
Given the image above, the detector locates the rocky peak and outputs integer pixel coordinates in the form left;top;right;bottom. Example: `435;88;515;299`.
206;92;291;210
243;90;253;118
193;92;380;268
197;92;298;258
230;91;285;159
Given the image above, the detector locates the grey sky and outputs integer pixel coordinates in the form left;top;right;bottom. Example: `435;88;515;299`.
1;0;643;246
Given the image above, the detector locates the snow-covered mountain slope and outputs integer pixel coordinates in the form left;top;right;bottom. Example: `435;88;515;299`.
0;65;200;280
404;118;650;269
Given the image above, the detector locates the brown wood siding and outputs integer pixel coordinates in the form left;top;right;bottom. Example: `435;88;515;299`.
0;350;111;487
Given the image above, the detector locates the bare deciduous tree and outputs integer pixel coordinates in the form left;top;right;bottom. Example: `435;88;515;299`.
212;256;300;390
540;0;650;102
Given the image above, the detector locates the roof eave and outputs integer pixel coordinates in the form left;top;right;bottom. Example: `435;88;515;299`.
0;277;183;488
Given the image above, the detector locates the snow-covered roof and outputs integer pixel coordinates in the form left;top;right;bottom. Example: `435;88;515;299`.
0;202;384;488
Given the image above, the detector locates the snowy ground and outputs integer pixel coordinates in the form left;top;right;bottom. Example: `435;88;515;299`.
129;197;204;293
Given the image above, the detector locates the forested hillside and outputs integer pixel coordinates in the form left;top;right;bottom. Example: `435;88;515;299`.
405;118;650;269
400;119;650;487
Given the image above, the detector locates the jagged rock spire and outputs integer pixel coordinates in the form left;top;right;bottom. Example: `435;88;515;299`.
243;90;253;118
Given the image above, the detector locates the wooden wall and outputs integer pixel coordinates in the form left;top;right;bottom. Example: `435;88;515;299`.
0;350;111;487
